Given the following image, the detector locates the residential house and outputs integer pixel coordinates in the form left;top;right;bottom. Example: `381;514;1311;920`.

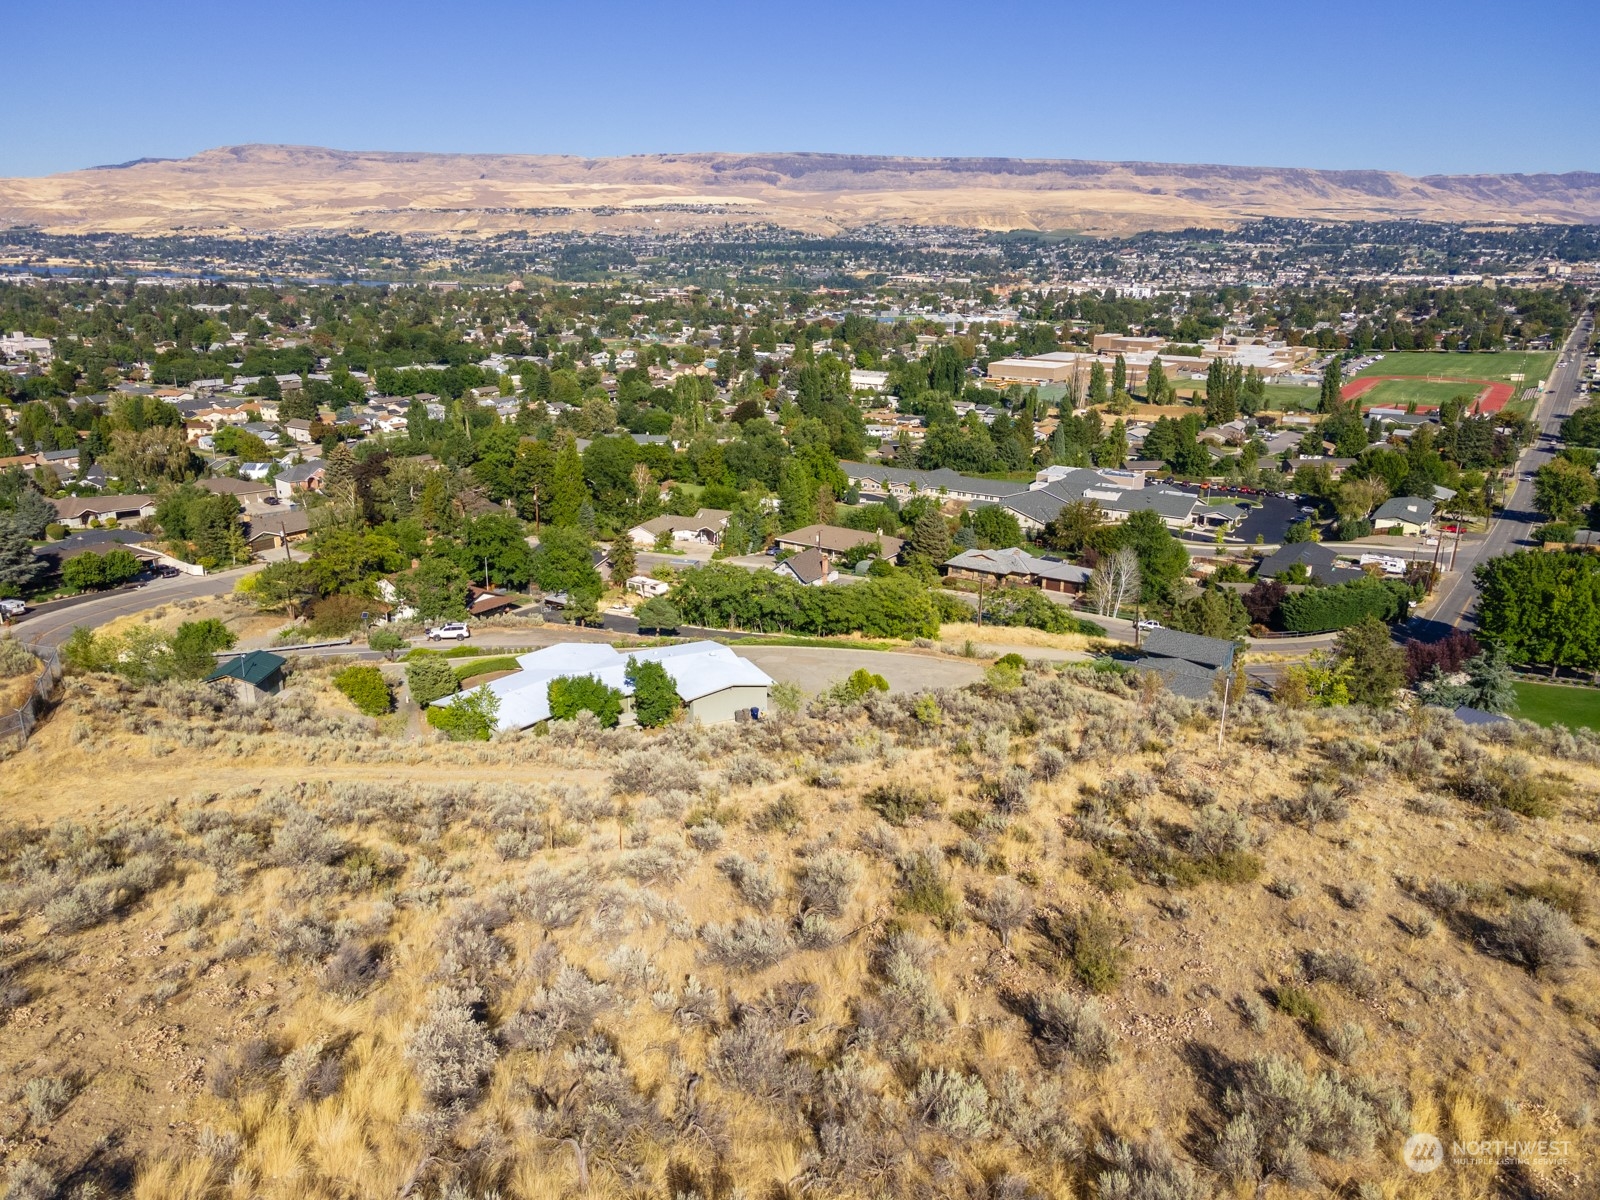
628;508;732;548
50;494;158;530
1134;628;1237;700
442;641;774;732
274;461;326;502
284;418;315;444
1371;497;1435;536
941;546;1091;595
1253;542;1361;584
200;476;275;507
244;508;311;554
466;585;520;618
206;651;287;707
772;524;906;560
774;547;838;586
32;528;155;568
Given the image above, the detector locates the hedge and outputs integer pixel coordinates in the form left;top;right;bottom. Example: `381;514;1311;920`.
334;665;392;715
1277;576;1412;634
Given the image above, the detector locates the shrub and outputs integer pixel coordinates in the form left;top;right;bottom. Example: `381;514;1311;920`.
863;782;941;825
982;766;1032;814
717;853;781;910
1210;1054;1393;1188
426;686;500;741
769;680;804;716
1098;1133;1209;1200
701;916;793;972
1027;990;1117;1066
1272;984;1324;1028
548;674;623;726
367;627;407;657
751;794;803;834
305;592;369;638
797;850;862;917
825;667;889;705
333;665;391;715
895;845;959;924
406;655;459;705
1272;782;1349;829
0;637;38;679
504;966;615;1052
4;1159;57;1200
23;1075;73;1125
1490;898;1584;977
686;819;725;851
975;877;1032;948
404;989;498;1105
1278;576;1410;634
1056;903;1129;993
911;1068;992;1139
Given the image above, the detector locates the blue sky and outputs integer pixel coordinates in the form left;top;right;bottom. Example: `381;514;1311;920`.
5;0;1596;178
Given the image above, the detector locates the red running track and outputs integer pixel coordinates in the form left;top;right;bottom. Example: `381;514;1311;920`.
1340;375;1515;414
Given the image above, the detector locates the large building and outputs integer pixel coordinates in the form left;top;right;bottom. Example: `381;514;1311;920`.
441;641;774;732
986;337;1316;392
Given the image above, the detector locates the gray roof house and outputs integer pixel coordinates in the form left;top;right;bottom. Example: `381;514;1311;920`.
1371;496;1435;534
942;546;1091;593
1135;628;1238;700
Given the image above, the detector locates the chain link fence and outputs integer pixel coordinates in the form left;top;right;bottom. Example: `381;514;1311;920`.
0;643;63;751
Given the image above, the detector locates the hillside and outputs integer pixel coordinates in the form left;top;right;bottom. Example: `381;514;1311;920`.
2;145;1599;237
0;656;1596;1198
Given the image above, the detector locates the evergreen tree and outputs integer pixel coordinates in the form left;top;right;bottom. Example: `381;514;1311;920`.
1111;355;1126;396
908;507;951;562
1087;362;1108;406
549;439;587;526
1146;356;1168;405
1319;358;1344;414
0;514;48;596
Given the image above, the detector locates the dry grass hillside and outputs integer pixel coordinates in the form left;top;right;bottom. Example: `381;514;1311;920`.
3;145;1599;237
1;657;1598;1200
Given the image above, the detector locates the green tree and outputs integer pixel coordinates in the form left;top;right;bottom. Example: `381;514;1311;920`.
1532;457;1598;524
334;665;392;715
1111;355;1126;396
1086;362;1108;406
397;555;471;621
636;595;681;632
548;675;623;726
1475;549;1600;676
406;655;459;705
169;618;236;678
1145;357;1168;405
1039;500;1105;554
548;439;588;526
1169;588;1249;640
627;656;681;728
1113;510;1189;603
1334;616;1407;707
529;526;602;597
0;514;50;597
1318;359;1344;414
427;685;500;740
908;508;951;563
970;506;1022;549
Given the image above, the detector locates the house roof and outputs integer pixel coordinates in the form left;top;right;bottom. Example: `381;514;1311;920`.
33;529;153;562
943;546;1091;584
632;508;731;537
50;494;155;521
1255;541;1338;579
777;546;833;585
200;476;272;497
276;462;325;484
1133;655;1221;700
1373;496;1436;524
1141;627;1237;670
444;640;774;731
206;650;286;687
245;508;311;540
775;524;906;557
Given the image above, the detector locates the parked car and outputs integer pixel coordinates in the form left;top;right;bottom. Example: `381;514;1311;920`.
427;622;471;641
1136;618;1163;631
0;598;26;618
156;565;180;579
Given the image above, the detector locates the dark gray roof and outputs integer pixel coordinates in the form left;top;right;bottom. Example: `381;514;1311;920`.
1255;542;1338;579
1373;496;1435;523
1141;627;1236;670
34;529;153;562
1134;656;1220;700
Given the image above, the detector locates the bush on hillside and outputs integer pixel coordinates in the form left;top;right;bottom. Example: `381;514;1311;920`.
334;665;391;715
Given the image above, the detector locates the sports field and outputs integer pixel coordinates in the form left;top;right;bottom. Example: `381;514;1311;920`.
1512;680;1600;731
1260;383;1320;411
1352;351;1556;385
1347;378;1487;410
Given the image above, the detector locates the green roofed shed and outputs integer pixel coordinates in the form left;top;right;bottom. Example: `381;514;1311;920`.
206;650;286;706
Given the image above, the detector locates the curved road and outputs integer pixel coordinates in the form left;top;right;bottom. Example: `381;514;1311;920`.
7;568;250;648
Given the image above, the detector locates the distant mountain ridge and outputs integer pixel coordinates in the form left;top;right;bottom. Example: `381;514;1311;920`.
2;143;1597;237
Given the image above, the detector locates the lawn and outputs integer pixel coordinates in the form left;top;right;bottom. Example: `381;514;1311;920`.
1353;351;1556;386
1355;378;1489;409
1260;383;1320;411
1511;680;1600;731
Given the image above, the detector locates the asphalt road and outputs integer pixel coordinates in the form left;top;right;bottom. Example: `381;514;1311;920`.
7;568;250;648
1421;312;1595;634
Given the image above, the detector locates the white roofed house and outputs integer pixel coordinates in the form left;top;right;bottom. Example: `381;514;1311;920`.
437;641;774;732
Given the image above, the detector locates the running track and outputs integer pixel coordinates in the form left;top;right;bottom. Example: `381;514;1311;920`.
1340;375;1515;414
